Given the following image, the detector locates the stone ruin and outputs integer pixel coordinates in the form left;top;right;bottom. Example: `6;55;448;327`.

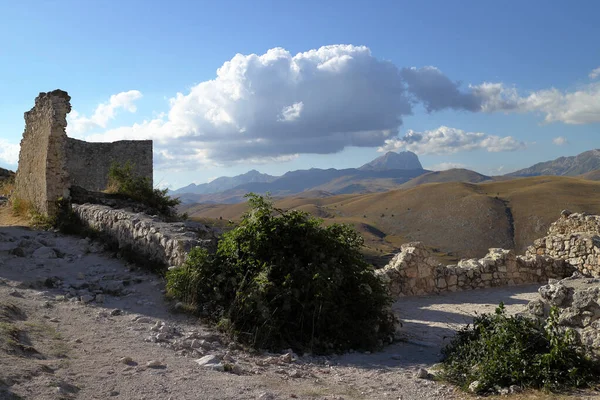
377;210;600;358
14;90;152;217
377;211;600;297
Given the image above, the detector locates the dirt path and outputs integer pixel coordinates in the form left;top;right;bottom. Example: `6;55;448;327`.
0;224;596;400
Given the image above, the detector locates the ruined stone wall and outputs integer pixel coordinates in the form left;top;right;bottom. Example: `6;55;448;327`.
376;242;573;297
527;212;600;277
65;138;153;192
527;274;600;360
15;90;71;216
72;204;218;268
14;90;153;217
378;211;599;298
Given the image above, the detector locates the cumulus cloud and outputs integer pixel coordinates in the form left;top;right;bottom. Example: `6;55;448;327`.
400;66;481;112
399;65;600;124
79;45;412;168
425;162;467;171
472;81;600;124
552;136;568;146
378;126;525;155
0;139;20;166
73;45;598;170
68;90;142;135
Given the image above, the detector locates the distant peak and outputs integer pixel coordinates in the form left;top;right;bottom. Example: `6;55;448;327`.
359;150;422;171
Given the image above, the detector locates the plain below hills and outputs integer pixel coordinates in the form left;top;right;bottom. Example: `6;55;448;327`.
184;175;600;266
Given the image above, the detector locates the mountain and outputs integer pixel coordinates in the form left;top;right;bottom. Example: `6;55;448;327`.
172;151;429;204
506;149;600;177
399;169;491;189
359;151;422;171
177;168;427;204
185;176;600;263
171;169;276;195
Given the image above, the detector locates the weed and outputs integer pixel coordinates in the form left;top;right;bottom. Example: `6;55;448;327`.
439;303;600;393
106;161;180;219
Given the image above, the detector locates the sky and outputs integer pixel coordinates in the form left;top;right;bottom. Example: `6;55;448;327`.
0;0;599;189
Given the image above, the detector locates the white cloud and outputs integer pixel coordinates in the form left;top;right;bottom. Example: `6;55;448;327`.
71;45;599;171
68;90;142;135
473;82;600;125
379;126;525;155
590;67;600;79
278;101;304;122
0;139;20;166
77;45;411;169
425;162;467;171
552;136;568;146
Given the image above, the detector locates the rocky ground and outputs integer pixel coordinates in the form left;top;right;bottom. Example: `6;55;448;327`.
0;223;599;400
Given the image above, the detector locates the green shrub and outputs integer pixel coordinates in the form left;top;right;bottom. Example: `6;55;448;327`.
167;193;396;354
439;303;600;393
106;161;180;218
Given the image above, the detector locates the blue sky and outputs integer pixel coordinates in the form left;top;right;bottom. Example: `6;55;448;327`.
1;0;598;189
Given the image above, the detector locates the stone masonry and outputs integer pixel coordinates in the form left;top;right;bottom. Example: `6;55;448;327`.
377;211;600;297
15;90;153;217
15;90;72;217
72;204;219;268
526;211;600;277
376;242;572;297
527;274;600;360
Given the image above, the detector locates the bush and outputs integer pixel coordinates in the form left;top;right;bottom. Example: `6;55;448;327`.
106;161;180;218
167;194;396;354
439;303;600;393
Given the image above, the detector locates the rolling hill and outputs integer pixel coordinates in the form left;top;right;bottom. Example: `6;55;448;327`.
581;170;600;181
184;176;600;265
399;168;491;189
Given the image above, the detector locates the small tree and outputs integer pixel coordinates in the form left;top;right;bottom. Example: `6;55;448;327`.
167;194;396;354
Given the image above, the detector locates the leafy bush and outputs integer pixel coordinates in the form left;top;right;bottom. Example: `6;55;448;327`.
439;303;600;393
167;194;396;354
106;161;180;218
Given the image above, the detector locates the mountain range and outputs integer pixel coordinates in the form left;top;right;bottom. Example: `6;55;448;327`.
172;149;600;204
172;151;429;204
506;149;600;177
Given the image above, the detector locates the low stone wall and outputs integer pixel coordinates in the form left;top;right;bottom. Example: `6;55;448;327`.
527;212;600;277
72;204;219;268
527;274;600;360
376;242;573;297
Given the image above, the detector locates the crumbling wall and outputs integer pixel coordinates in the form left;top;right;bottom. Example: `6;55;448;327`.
377;211;600;297
376;242;573;297
15;90;71;216
527;274;600;360
14;90;153;217
72;204;218;268
526;212;600;277
65;138;153;192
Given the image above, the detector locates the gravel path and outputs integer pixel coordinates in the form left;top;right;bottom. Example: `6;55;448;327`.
0;224;586;400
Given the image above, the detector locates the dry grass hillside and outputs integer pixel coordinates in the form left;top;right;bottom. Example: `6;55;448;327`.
581;170;600;181
185;176;600;265
399;168;491;189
